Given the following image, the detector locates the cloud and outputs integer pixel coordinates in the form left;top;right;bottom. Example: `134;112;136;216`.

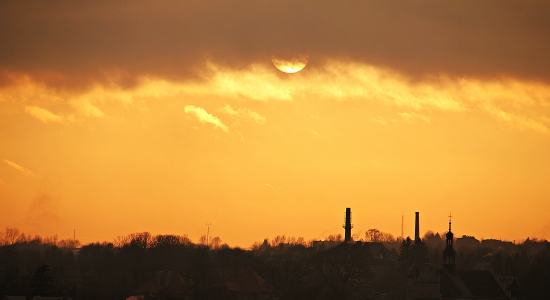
236;130;245;142
399;112;431;123
3;159;33;175
70;99;105;118
1;80;110;120
184;105;228;132
223;105;242;115
484;106;549;134
6;61;549;134
1;0;549;89
24;106;64;123
371;116;389;126
222;105;266;124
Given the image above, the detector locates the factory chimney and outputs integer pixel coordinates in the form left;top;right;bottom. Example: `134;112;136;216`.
415;212;420;242
343;208;353;242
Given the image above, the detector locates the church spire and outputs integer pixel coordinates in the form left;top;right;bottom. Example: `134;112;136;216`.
443;212;456;272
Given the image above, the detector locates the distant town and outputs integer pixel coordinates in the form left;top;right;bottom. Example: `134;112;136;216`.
1;209;548;300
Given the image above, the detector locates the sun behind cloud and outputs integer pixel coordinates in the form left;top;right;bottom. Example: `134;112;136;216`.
271;54;309;73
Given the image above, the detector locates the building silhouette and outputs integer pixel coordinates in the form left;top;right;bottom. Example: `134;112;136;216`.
407;215;512;300
442;215;456;273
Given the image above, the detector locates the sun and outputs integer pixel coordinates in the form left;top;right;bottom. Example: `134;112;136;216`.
271;54;309;73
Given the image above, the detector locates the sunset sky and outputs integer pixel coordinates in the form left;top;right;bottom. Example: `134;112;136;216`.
1;0;550;247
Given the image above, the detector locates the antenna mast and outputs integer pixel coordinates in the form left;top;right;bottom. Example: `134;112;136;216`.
401;214;404;240
206;223;211;246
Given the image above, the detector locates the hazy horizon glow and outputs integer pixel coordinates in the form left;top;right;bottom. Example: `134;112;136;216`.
1;0;549;247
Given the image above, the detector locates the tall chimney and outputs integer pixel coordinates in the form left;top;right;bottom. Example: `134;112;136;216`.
343;208;353;242
415;212;420;242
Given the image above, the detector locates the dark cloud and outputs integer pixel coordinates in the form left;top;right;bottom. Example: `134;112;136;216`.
1;0;549;88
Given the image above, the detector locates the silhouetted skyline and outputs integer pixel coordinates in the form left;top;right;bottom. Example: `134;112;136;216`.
0;209;535;249
1;0;550;247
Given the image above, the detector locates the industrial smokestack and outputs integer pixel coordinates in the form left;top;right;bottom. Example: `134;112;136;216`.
415;212;420;242
343;208;353;242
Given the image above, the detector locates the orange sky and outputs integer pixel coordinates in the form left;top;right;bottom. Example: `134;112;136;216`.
1;0;550;247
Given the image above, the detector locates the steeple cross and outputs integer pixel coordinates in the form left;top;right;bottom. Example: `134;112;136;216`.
448;212;452;231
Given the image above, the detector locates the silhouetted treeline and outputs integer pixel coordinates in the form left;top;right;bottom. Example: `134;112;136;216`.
0;227;549;300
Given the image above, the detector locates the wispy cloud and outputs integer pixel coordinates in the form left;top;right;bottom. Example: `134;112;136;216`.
3;159;33;175
222;105;266;124
399;112;431;123
484;106;549;134
371;116;389;126
24;106;64;123
6;61;550;135
184;105;228;132
70;99;105;118
1;79;120;122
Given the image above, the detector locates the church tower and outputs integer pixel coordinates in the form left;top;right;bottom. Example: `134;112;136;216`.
443;213;456;273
